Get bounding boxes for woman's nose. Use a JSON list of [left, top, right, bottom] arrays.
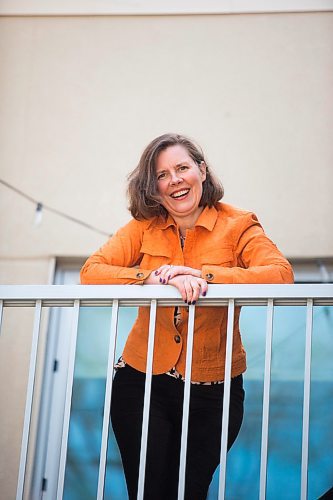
[[170, 172, 182, 185]]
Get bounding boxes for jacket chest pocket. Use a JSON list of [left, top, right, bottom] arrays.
[[139, 238, 173, 269], [199, 247, 234, 267]]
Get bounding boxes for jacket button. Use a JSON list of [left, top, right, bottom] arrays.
[[136, 272, 144, 278], [205, 273, 214, 281], [174, 334, 181, 344]]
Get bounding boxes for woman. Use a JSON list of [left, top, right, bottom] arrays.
[[80, 133, 294, 499]]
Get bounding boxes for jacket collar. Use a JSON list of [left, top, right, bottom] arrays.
[[150, 204, 218, 232]]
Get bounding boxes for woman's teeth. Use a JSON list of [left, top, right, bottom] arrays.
[[171, 189, 190, 199]]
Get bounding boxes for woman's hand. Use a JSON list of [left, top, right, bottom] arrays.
[[168, 274, 208, 304], [144, 267, 208, 303], [154, 265, 201, 284]]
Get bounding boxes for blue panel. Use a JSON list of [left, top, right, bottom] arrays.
[[63, 305, 333, 499]]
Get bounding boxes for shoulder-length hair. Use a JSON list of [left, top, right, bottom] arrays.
[[127, 133, 224, 220]]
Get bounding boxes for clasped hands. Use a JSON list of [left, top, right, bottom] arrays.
[[144, 265, 208, 305]]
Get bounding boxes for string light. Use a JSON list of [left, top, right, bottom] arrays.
[[0, 178, 111, 237], [34, 202, 43, 227]]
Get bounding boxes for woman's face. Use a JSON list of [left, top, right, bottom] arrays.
[[155, 144, 206, 223]]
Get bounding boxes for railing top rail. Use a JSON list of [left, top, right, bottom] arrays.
[[0, 284, 332, 307]]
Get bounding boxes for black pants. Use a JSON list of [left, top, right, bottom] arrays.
[[111, 365, 244, 500]]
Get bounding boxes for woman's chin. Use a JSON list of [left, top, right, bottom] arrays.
[[167, 203, 203, 221]]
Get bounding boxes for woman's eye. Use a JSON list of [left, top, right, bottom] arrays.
[[157, 173, 166, 180], [179, 165, 188, 171]]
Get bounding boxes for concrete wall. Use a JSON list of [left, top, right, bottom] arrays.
[[0, 12, 332, 499]]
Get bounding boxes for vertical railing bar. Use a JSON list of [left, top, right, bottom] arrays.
[[218, 298, 235, 500], [97, 300, 119, 500], [259, 298, 274, 500], [0, 299, 3, 334], [16, 300, 42, 500], [177, 304, 196, 500], [137, 299, 157, 500], [300, 299, 313, 500], [56, 299, 80, 500]]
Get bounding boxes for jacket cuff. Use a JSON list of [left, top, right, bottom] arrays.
[[201, 265, 233, 284], [117, 268, 153, 284]]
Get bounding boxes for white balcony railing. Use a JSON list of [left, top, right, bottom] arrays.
[[1, 284, 332, 500]]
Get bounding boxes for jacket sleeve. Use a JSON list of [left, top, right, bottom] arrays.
[[201, 212, 294, 284], [80, 219, 153, 284]]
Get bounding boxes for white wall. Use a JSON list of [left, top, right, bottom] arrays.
[[0, 13, 332, 279]]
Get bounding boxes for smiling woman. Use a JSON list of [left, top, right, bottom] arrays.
[[126, 134, 223, 224], [155, 145, 207, 228], [80, 133, 294, 499]]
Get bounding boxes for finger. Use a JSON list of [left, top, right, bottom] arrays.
[[190, 280, 201, 303], [196, 278, 208, 297], [154, 265, 165, 276], [162, 265, 179, 284], [156, 265, 171, 283], [161, 265, 173, 284], [167, 266, 194, 283], [199, 279, 208, 297], [184, 278, 193, 304], [174, 279, 187, 302], [159, 271, 167, 284]]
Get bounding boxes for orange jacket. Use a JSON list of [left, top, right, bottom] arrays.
[[80, 203, 294, 381]]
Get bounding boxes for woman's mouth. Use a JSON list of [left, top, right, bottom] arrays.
[[170, 189, 190, 200]]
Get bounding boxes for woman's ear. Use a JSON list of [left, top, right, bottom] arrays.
[[199, 161, 207, 181]]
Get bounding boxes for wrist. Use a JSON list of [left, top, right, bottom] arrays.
[[144, 271, 160, 285], [191, 268, 201, 278]]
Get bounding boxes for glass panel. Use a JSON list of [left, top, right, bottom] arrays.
[[209, 305, 310, 499], [207, 306, 267, 499], [265, 306, 306, 500], [63, 305, 138, 500], [290, 259, 333, 283], [60, 303, 333, 499], [226, 305, 267, 500], [308, 306, 333, 499]]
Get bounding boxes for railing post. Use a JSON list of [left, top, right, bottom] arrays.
[[56, 299, 80, 500], [0, 299, 3, 333], [137, 299, 157, 500], [259, 298, 274, 500], [300, 299, 313, 500], [97, 300, 119, 500], [16, 300, 42, 500], [177, 304, 196, 499], [218, 298, 235, 500]]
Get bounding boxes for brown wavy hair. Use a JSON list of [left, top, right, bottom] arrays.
[[127, 133, 224, 220]]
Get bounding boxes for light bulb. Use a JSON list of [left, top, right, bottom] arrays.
[[34, 202, 43, 226]]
